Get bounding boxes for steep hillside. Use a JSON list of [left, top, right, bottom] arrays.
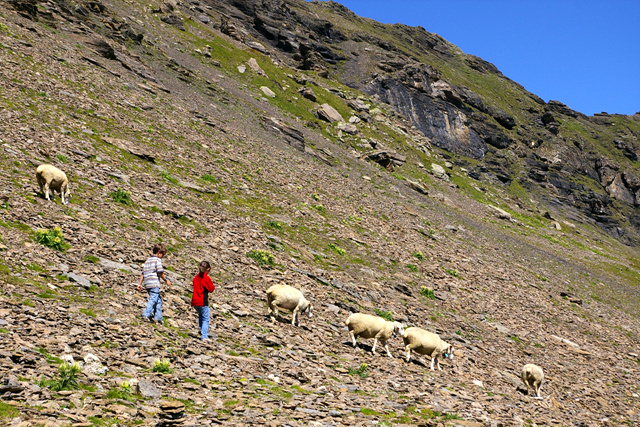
[[0, 0, 639, 426]]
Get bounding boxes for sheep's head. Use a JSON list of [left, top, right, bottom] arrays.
[[392, 322, 405, 337], [301, 300, 313, 318], [443, 344, 454, 360]]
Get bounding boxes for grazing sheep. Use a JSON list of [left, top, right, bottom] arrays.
[[402, 327, 454, 370], [36, 164, 71, 205], [266, 284, 313, 327], [345, 313, 405, 357], [521, 364, 544, 398]]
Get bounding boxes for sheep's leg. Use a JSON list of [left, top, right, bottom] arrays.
[[61, 184, 69, 205], [383, 341, 392, 357], [371, 337, 378, 355], [436, 355, 442, 370], [267, 298, 278, 322], [429, 357, 435, 370], [43, 182, 51, 201], [405, 345, 412, 363], [534, 381, 541, 398], [349, 331, 358, 348], [292, 306, 299, 326]]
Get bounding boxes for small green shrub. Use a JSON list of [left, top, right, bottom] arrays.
[[327, 243, 345, 256], [201, 174, 219, 183], [35, 227, 69, 251], [265, 221, 283, 230], [420, 286, 436, 299], [152, 358, 172, 373], [373, 308, 393, 321], [311, 204, 325, 213], [110, 189, 132, 205], [0, 401, 19, 419], [84, 255, 100, 264], [107, 381, 134, 401], [41, 362, 82, 391], [412, 251, 425, 260], [161, 171, 178, 185], [56, 154, 68, 163], [444, 268, 461, 279], [406, 264, 418, 272], [79, 308, 96, 318], [246, 249, 275, 267], [348, 363, 369, 378]]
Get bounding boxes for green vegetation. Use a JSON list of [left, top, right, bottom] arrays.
[[348, 363, 369, 378], [107, 381, 135, 401], [35, 226, 69, 251], [373, 308, 394, 321], [0, 401, 19, 419], [152, 358, 173, 373], [109, 188, 133, 205], [85, 255, 100, 264], [444, 268, 462, 279], [406, 263, 418, 272], [246, 249, 275, 267], [327, 243, 346, 256], [420, 286, 436, 300], [40, 362, 82, 391], [412, 251, 425, 260]]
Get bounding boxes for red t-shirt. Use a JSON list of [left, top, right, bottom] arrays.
[[192, 272, 215, 306]]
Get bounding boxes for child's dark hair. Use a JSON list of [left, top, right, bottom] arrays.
[[153, 243, 167, 255], [198, 261, 210, 276]]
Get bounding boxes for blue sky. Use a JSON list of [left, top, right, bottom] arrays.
[[314, 1, 639, 116]]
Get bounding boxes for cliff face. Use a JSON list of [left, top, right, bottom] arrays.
[[208, 0, 640, 244]]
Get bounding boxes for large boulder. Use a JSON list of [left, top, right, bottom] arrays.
[[316, 104, 344, 123]]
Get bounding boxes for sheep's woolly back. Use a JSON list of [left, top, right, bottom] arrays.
[[346, 313, 397, 339], [521, 364, 544, 384], [266, 284, 307, 310], [36, 164, 70, 203]]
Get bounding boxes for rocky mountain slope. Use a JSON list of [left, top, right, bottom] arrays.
[[0, 0, 639, 426]]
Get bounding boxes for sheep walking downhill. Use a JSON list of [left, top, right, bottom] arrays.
[[36, 164, 71, 205], [345, 313, 405, 357]]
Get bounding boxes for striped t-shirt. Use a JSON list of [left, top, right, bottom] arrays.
[[142, 256, 164, 289]]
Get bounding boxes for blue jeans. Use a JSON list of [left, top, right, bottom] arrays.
[[143, 287, 163, 322], [194, 305, 210, 339]]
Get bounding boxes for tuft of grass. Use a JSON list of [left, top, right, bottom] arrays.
[[412, 251, 425, 260], [373, 308, 394, 321], [246, 249, 275, 267], [327, 243, 345, 256], [109, 189, 132, 205], [152, 358, 172, 373], [84, 255, 100, 264], [107, 381, 135, 401], [79, 308, 97, 318], [406, 264, 418, 272], [265, 220, 284, 230], [348, 363, 369, 378], [35, 226, 69, 251], [40, 362, 82, 391], [0, 401, 19, 419], [444, 268, 462, 279], [201, 174, 219, 183], [420, 286, 436, 299], [161, 171, 179, 185]]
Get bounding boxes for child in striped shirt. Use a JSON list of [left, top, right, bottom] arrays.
[[137, 243, 171, 323]]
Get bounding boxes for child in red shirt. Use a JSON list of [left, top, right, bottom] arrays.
[[192, 261, 215, 340]]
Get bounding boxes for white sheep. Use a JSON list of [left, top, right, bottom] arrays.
[[345, 313, 405, 357], [36, 164, 71, 205], [521, 364, 544, 398], [402, 327, 454, 370], [266, 284, 313, 327]]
